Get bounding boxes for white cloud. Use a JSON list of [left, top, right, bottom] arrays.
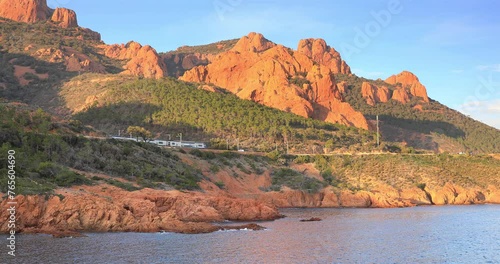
[[459, 99, 500, 129], [476, 64, 500, 72]]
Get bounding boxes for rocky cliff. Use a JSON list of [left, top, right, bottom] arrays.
[[361, 82, 391, 106], [181, 32, 368, 129], [359, 71, 430, 105], [297, 38, 351, 74], [255, 183, 500, 208], [50, 7, 77, 28], [0, 185, 280, 236], [102, 41, 167, 79], [0, 0, 79, 29], [385, 71, 430, 102], [0, 0, 51, 23]]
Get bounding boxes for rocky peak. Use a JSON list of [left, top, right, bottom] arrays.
[[0, 0, 51, 23], [385, 71, 429, 102], [51, 7, 78, 28], [231, 32, 276, 53], [181, 32, 369, 130], [297, 38, 351, 74], [391, 87, 411, 104], [361, 82, 390, 106], [102, 41, 167, 79]]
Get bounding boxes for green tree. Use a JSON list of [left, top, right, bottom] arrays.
[[126, 126, 152, 142]]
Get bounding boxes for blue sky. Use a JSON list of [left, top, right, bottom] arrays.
[[48, 0, 500, 129]]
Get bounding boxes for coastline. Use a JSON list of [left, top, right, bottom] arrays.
[[1, 183, 499, 237]]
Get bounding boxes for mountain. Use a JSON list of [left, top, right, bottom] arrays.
[[0, 0, 51, 23], [0, 0, 499, 237], [180, 32, 368, 129], [0, 0, 498, 154]]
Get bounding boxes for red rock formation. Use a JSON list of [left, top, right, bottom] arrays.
[[232, 32, 276, 53], [31, 46, 106, 73], [0, 0, 51, 23], [337, 81, 348, 94], [0, 186, 280, 235], [181, 32, 369, 129], [385, 71, 429, 102], [161, 52, 214, 77], [428, 183, 486, 205], [51, 7, 77, 28], [485, 186, 500, 204], [102, 41, 167, 79], [296, 38, 351, 74], [392, 87, 411, 104], [361, 82, 391, 106]]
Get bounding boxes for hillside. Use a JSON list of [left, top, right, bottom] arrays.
[[1, 5, 498, 154], [60, 74, 377, 153], [1, 102, 499, 203], [337, 74, 500, 153]]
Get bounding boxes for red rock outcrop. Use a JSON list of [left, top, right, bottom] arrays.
[[255, 185, 434, 208], [391, 87, 411, 104], [361, 82, 391, 106], [485, 186, 500, 204], [336, 81, 348, 94], [102, 41, 167, 79], [427, 183, 486, 205], [297, 38, 351, 74], [385, 71, 429, 102], [232, 32, 276, 53], [161, 52, 214, 77], [181, 32, 369, 129], [51, 7, 77, 28], [33, 46, 106, 73], [0, 186, 280, 235], [0, 0, 51, 23]]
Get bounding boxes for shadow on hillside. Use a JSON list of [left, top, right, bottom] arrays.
[[0, 52, 78, 115], [74, 101, 217, 141], [375, 115, 466, 139]]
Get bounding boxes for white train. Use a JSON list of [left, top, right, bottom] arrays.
[[111, 136, 206, 149]]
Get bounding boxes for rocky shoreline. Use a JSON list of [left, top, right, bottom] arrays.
[[1, 183, 499, 237]]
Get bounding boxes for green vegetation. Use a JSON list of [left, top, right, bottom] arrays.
[[214, 181, 225, 189], [268, 168, 325, 193], [0, 104, 203, 194], [292, 154, 500, 191], [103, 178, 141, 192], [0, 20, 121, 73], [126, 126, 152, 142], [337, 73, 500, 153], [162, 39, 239, 55], [288, 72, 311, 87], [73, 76, 376, 153]]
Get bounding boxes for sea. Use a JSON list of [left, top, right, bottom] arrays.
[[3, 205, 499, 264]]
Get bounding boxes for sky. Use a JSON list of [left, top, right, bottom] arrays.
[[47, 0, 500, 129]]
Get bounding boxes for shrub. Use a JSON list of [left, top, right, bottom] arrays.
[[209, 164, 220, 173], [214, 181, 225, 189], [416, 183, 426, 191]]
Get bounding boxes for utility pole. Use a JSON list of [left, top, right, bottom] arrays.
[[178, 133, 182, 147], [286, 140, 289, 154], [376, 115, 380, 148], [226, 138, 229, 150], [237, 138, 240, 150]]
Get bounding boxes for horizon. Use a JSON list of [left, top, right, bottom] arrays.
[[46, 0, 500, 129]]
